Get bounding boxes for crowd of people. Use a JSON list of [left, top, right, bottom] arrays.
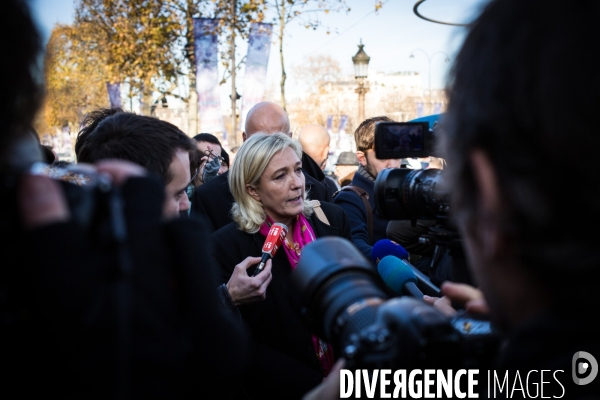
[[1, 0, 598, 399]]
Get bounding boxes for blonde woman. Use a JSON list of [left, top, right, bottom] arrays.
[[211, 132, 352, 400]]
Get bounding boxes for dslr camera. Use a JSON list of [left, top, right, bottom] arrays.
[[292, 237, 500, 373]]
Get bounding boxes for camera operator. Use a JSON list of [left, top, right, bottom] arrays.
[[304, 0, 600, 398], [1, 1, 248, 398]]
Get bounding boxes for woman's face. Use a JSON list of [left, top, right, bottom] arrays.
[[247, 146, 305, 226]]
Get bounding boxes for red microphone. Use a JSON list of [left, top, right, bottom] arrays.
[[252, 222, 288, 277]]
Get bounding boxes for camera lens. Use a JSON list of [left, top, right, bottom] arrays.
[[293, 237, 389, 354], [375, 168, 449, 221]]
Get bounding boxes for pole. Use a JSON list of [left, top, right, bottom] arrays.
[[230, 1, 237, 146], [355, 78, 369, 124]]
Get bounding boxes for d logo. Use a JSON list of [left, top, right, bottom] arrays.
[[572, 351, 598, 386]]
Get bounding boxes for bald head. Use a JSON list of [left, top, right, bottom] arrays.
[[297, 124, 331, 170], [243, 101, 290, 140]]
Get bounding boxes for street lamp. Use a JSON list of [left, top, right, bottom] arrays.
[[352, 39, 370, 124], [409, 48, 450, 101]]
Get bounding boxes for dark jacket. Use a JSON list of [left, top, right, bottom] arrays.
[[191, 155, 331, 234], [332, 171, 390, 261], [211, 202, 352, 400], [1, 175, 249, 399], [323, 175, 341, 198], [302, 152, 336, 201]]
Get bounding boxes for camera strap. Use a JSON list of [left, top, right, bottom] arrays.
[[334, 185, 373, 244]]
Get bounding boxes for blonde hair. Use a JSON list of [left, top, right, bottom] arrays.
[[229, 132, 313, 233]]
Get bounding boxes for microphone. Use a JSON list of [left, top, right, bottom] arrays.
[[377, 255, 425, 299], [372, 239, 441, 297], [371, 239, 409, 264], [252, 222, 288, 277]]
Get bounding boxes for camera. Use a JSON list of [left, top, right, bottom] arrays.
[[373, 121, 459, 249], [373, 121, 448, 222], [0, 161, 119, 241], [374, 121, 437, 160], [292, 236, 500, 372]]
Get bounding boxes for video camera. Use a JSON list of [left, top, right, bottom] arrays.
[[292, 237, 500, 373], [373, 119, 459, 250]]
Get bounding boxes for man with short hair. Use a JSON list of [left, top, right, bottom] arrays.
[[332, 116, 401, 260], [76, 109, 200, 219], [306, 0, 600, 398], [297, 123, 337, 200]]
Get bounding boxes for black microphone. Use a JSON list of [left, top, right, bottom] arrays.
[[252, 222, 288, 277], [377, 255, 425, 299], [372, 239, 441, 297]]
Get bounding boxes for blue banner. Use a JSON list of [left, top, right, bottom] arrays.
[[106, 82, 122, 108], [239, 23, 273, 131], [433, 102, 442, 114], [194, 18, 224, 134], [326, 115, 333, 132], [416, 102, 424, 117], [338, 115, 348, 133]]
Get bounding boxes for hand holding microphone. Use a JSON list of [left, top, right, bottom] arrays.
[[252, 222, 288, 277]]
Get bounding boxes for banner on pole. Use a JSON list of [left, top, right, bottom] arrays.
[[326, 115, 333, 133], [194, 18, 224, 134], [338, 115, 348, 133], [416, 102, 424, 117], [239, 23, 273, 131], [106, 82, 122, 108]]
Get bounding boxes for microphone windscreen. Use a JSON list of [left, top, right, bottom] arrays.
[[372, 239, 409, 264], [377, 255, 417, 294], [262, 223, 288, 256]]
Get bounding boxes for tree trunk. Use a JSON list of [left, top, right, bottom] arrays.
[[140, 82, 152, 116], [186, 0, 198, 136]]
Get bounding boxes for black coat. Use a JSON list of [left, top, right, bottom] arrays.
[[302, 152, 337, 201], [191, 155, 331, 234], [211, 202, 352, 400]]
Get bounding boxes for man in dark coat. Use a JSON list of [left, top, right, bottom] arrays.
[[297, 123, 338, 201]]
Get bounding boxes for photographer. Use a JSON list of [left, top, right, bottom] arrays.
[[304, 0, 600, 398], [1, 1, 248, 398]]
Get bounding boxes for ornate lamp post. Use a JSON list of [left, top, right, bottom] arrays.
[[352, 39, 370, 124]]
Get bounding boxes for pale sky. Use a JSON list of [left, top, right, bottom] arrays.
[[30, 0, 489, 100]]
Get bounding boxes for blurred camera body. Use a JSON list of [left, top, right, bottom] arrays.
[[0, 162, 115, 239]]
